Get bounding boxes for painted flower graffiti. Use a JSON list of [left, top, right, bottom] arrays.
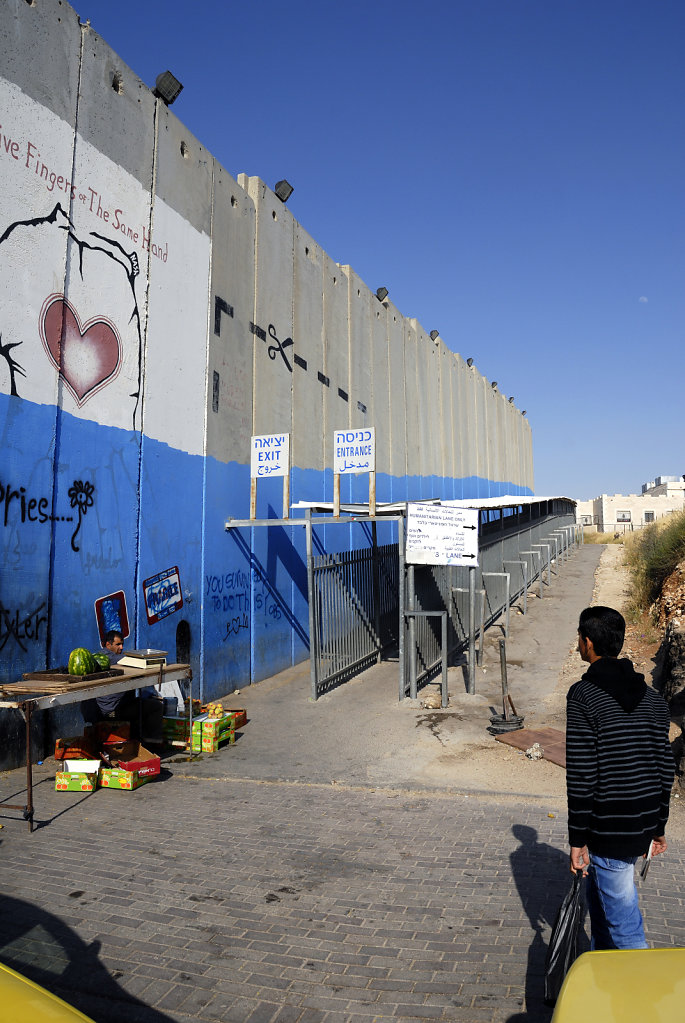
[[68, 479, 95, 552]]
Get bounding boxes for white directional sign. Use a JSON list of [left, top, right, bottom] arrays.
[[334, 428, 375, 475], [405, 503, 479, 566], [251, 433, 290, 478]]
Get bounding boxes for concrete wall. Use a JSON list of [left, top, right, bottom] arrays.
[[0, 0, 533, 756]]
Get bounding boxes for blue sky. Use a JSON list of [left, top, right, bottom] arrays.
[[74, 0, 684, 500]]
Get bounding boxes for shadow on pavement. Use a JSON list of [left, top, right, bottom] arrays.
[[506, 824, 590, 1022], [0, 894, 176, 1023]]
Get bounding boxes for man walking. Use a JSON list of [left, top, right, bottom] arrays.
[[566, 605, 675, 949]]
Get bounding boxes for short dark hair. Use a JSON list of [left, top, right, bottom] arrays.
[[578, 606, 625, 657], [104, 630, 123, 644]]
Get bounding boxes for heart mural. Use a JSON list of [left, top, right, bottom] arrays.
[[40, 295, 122, 405]]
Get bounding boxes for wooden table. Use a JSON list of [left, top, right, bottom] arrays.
[[0, 663, 192, 832]]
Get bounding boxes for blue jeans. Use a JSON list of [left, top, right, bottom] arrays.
[[586, 854, 648, 950]]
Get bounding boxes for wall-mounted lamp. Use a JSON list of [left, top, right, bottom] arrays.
[[466, 357, 474, 367], [376, 287, 389, 302], [153, 70, 183, 105], [522, 411, 527, 416], [429, 330, 440, 341], [508, 396, 515, 403], [274, 180, 294, 203], [491, 381, 498, 389]]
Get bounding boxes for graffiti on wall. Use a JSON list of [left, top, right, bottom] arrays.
[[0, 476, 94, 552], [0, 203, 144, 427], [214, 292, 369, 414], [205, 569, 283, 642], [0, 600, 47, 653]]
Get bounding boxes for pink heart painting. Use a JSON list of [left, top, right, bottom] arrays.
[[40, 295, 122, 405]]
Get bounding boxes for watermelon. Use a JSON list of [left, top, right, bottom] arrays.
[[68, 648, 97, 676], [92, 652, 111, 670]]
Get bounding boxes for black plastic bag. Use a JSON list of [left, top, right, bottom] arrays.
[[543, 869, 583, 1006]]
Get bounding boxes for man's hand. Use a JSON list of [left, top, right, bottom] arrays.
[[570, 846, 589, 875], [649, 836, 667, 857]]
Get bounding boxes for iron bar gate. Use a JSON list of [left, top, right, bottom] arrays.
[[307, 520, 403, 697]]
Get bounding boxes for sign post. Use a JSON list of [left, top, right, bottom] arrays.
[[405, 502, 480, 696], [405, 503, 479, 566], [250, 433, 290, 519], [332, 428, 376, 517]]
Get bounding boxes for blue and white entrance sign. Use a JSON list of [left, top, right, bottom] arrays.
[[251, 433, 290, 478], [334, 428, 375, 475], [406, 504, 479, 566], [143, 566, 184, 625]]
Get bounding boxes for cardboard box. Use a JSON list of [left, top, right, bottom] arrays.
[[162, 716, 191, 743], [55, 759, 101, 792], [54, 735, 96, 762], [90, 720, 131, 744], [117, 744, 161, 778], [191, 714, 208, 752], [201, 715, 235, 752], [98, 744, 160, 790], [227, 708, 247, 730]]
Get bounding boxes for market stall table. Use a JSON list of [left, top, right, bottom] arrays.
[[0, 663, 192, 832]]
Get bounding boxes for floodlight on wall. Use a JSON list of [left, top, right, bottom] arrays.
[[376, 287, 389, 302], [522, 411, 527, 416], [153, 70, 183, 105], [430, 330, 440, 341], [491, 381, 498, 389], [466, 357, 474, 367], [508, 396, 515, 403], [274, 179, 294, 203]]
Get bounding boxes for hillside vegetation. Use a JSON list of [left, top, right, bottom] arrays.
[[624, 511, 685, 615]]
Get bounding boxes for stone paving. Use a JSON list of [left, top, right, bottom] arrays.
[[2, 542, 684, 1022], [1, 765, 684, 1023]]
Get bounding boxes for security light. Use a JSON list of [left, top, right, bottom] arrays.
[[430, 330, 439, 341], [153, 71, 183, 105], [274, 180, 294, 203], [491, 381, 498, 389], [376, 287, 389, 302], [508, 396, 515, 403], [466, 357, 474, 367]]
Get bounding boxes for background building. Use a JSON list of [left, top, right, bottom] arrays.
[[576, 476, 685, 533]]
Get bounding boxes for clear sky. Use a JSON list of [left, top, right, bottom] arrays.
[[73, 0, 684, 500]]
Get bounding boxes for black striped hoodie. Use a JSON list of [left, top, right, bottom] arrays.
[[566, 657, 674, 857]]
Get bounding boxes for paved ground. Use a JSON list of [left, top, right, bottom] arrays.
[[1, 541, 684, 1023]]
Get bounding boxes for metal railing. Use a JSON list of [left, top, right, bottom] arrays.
[[305, 500, 578, 701], [401, 504, 578, 698]]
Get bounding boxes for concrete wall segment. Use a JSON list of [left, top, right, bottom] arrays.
[[206, 163, 256, 465], [154, 106, 213, 236], [0, 0, 534, 741], [77, 25, 157, 190], [244, 175, 294, 441], [2, 0, 81, 124], [293, 223, 325, 474], [385, 299, 407, 500]]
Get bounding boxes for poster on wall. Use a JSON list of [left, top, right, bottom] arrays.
[[143, 566, 183, 625], [405, 503, 479, 566], [94, 591, 130, 646]]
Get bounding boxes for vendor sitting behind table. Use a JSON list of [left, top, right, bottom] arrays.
[[95, 631, 163, 742]]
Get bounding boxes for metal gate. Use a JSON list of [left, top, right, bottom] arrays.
[[309, 535, 399, 696]]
